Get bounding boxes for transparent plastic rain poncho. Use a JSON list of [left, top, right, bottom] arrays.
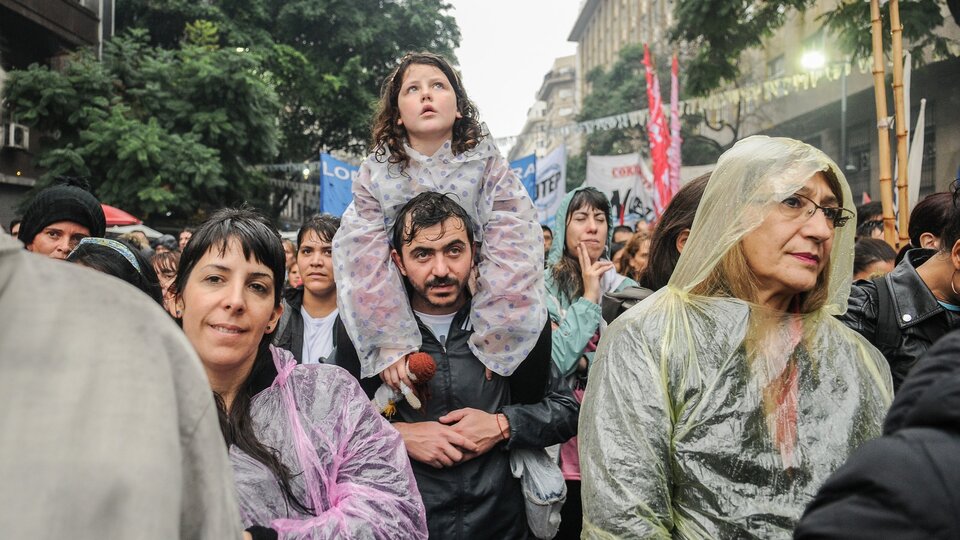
[[333, 139, 547, 378], [230, 346, 427, 539], [579, 136, 894, 539]]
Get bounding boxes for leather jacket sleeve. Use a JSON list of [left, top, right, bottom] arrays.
[[500, 363, 579, 450], [837, 279, 880, 343]]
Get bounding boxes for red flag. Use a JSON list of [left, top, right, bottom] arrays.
[[668, 54, 683, 198], [643, 44, 671, 215]]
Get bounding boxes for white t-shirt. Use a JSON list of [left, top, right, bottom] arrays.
[[300, 306, 339, 364], [414, 310, 456, 347]]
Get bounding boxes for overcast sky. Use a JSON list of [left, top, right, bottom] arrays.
[[447, 0, 582, 140]]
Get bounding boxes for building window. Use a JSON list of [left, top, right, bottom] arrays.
[[845, 123, 871, 199], [78, 0, 100, 12], [918, 128, 936, 198], [558, 88, 573, 99], [558, 107, 574, 117], [767, 55, 785, 78]]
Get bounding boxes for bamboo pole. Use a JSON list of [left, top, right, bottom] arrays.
[[870, 0, 897, 247], [890, 0, 910, 246]]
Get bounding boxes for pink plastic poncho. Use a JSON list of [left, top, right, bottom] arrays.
[[333, 139, 547, 378], [230, 346, 428, 539]]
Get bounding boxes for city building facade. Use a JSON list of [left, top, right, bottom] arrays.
[[565, 0, 960, 201], [509, 55, 581, 161], [567, 0, 673, 109], [0, 0, 115, 229]]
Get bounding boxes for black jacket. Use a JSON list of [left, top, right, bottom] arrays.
[[794, 328, 960, 539], [838, 249, 960, 390], [272, 287, 338, 364], [332, 303, 579, 539]]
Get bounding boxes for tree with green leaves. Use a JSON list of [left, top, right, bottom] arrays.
[[117, 0, 461, 161], [2, 27, 280, 220], [670, 0, 956, 96]]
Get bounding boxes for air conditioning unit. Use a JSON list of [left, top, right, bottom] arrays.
[[3, 123, 29, 150]]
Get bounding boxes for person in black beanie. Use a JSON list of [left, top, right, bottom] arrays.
[[18, 179, 106, 260]]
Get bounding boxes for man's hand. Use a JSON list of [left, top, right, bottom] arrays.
[[394, 422, 480, 469], [380, 355, 414, 392], [439, 408, 509, 461]]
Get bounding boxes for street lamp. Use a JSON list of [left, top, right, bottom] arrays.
[[801, 51, 854, 172]]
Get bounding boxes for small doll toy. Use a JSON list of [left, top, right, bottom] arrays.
[[372, 352, 436, 417]]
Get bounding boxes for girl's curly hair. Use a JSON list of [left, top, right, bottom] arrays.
[[371, 52, 483, 170]]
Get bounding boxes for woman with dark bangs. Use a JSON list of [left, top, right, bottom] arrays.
[[544, 186, 638, 538], [171, 207, 426, 540]]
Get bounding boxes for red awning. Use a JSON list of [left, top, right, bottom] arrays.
[[101, 203, 142, 226]]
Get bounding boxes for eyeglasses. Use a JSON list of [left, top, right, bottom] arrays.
[[778, 193, 854, 228]]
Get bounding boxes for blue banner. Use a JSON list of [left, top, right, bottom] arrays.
[[320, 153, 359, 216], [535, 145, 566, 228], [510, 153, 537, 202]]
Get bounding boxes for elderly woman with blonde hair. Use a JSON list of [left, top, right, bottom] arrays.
[[579, 136, 893, 538]]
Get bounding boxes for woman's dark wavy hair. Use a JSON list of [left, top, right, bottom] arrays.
[[171, 207, 312, 515], [638, 173, 710, 290], [550, 188, 611, 303], [371, 51, 483, 171], [68, 238, 163, 304]]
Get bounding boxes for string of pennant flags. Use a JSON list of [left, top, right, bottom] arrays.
[[492, 59, 866, 149], [256, 59, 868, 172]]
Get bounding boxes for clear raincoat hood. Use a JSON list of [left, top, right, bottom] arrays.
[[579, 136, 893, 538]]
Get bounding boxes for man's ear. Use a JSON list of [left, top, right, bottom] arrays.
[[391, 249, 407, 277]]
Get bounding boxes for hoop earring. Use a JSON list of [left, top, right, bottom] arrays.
[[951, 270, 960, 297]]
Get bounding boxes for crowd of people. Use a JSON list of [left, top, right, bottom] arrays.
[[4, 50, 960, 540]]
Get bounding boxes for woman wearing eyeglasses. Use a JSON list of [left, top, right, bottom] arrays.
[[578, 136, 893, 538]]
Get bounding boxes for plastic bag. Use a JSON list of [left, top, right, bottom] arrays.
[[510, 448, 567, 539]]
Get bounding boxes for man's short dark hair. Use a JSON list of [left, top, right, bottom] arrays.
[[613, 224, 634, 236], [541, 224, 552, 236], [392, 192, 475, 252], [297, 214, 341, 246]]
